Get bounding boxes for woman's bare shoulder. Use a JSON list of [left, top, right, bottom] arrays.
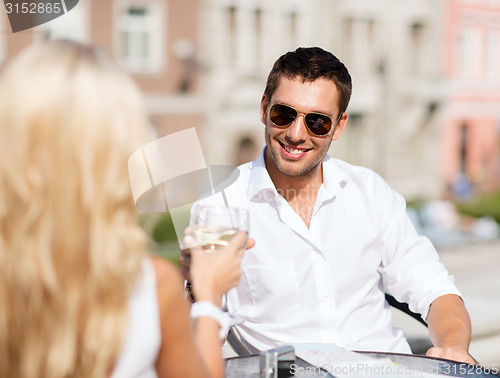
[[150, 256, 185, 303], [150, 256, 181, 278]]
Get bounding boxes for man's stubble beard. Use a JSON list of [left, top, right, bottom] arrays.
[[264, 126, 332, 180]]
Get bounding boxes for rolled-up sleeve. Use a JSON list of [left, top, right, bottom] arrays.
[[376, 178, 462, 321]]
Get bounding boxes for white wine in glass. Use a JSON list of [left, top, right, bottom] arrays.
[[191, 205, 249, 252], [191, 227, 239, 252]]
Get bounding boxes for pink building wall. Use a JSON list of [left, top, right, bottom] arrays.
[[442, 0, 500, 196]]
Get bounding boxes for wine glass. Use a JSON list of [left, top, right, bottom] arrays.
[[190, 205, 249, 252], [190, 205, 249, 317]]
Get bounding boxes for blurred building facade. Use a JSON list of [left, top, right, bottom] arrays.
[[199, 0, 447, 199], [1, 0, 500, 200], [0, 0, 203, 140], [198, 0, 319, 168], [441, 0, 500, 197]]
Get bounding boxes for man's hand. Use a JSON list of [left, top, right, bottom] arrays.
[[426, 294, 475, 364], [426, 346, 475, 364]]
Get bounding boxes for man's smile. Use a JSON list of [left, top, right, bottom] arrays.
[[278, 140, 311, 160]]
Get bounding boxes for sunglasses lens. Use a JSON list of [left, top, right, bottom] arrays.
[[305, 114, 332, 136], [269, 104, 297, 126], [269, 104, 334, 136]]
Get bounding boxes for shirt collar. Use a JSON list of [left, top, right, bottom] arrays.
[[248, 148, 349, 202], [321, 154, 349, 199]]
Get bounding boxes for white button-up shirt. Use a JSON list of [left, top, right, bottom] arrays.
[[192, 150, 461, 353]]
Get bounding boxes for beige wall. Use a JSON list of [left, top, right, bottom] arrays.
[[151, 113, 203, 138], [90, 0, 113, 50]]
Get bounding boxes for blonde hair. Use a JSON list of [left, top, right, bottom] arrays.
[[0, 40, 148, 377]]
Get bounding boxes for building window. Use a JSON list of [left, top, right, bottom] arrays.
[[289, 12, 297, 50], [234, 136, 257, 166], [486, 31, 500, 80], [341, 18, 376, 76], [344, 113, 366, 165], [341, 18, 354, 67], [227, 6, 237, 61], [254, 8, 262, 61], [457, 28, 482, 80], [117, 1, 165, 74], [410, 22, 425, 75]]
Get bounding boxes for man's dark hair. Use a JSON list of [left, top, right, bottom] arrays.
[[263, 47, 352, 114]]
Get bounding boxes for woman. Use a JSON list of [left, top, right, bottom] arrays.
[[0, 40, 248, 378]]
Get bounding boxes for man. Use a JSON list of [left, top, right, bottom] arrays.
[[181, 47, 474, 364]]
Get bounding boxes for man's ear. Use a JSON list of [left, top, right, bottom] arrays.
[[260, 95, 269, 125], [331, 112, 348, 141]]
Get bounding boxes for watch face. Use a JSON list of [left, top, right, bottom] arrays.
[[4, 0, 80, 33]]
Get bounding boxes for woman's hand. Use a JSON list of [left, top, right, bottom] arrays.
[[182, 230, 254, 306]]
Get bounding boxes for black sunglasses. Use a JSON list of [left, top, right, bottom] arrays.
[[269, 103, 343, 136]]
